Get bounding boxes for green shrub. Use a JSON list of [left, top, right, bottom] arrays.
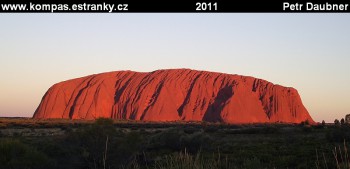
[[180, 133, 212, 154], [154, 150, 227, 169], [302, 126, 313, 132], [326, 128, 350, 142], [183, 126, 199, 134], [0, 139, 51, 169], [203, 126, 219, 133], [148, 129, 183, 151], [68, 118, 117, 169]]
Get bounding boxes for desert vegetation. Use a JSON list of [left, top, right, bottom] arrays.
[[1, 118, 350, 169]]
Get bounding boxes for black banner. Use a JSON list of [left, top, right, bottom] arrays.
[[1, 0, 350, 12]]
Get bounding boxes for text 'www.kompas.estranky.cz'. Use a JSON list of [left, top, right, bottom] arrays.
[[1, 2, 128, 12]]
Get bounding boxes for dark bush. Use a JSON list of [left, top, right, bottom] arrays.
[[0, 139, 52, 169], [204, 126, 219, 133], [183, 126, 199, 134], [261, 126, 280, 134], [326, 128, 350, 142], [148, 129, 183, 151], [67, 118, 117, 169], [341, 118, 345, 125], [302, 126, 312, 132], [334, 119, 340, 126], [180, 132, 212, 154]]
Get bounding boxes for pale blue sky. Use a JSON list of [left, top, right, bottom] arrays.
[[0, 14, 349, 122]]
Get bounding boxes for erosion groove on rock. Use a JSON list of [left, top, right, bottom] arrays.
[[33, 69, 314, 124]]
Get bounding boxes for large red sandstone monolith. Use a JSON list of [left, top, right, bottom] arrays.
[[33, 69, 314, 124]]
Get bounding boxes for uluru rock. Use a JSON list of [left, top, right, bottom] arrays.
[[33, 69, 314, 124]]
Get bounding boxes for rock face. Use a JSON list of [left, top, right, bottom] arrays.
[[33, 69, 314, 124]]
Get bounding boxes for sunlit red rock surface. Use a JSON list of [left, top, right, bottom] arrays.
[[33, 69, 314, 124]]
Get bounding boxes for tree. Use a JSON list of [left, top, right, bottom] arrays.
[[321, 120, 326, 126], [345, 114, 350, 124], [334, 119, 340, 126], [300, 119, 310, 126], [72, 118, 116, 169], [341, 118, 345, 125]]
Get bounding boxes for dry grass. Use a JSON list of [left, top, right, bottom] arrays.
[[316, 140, 350, 169]]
